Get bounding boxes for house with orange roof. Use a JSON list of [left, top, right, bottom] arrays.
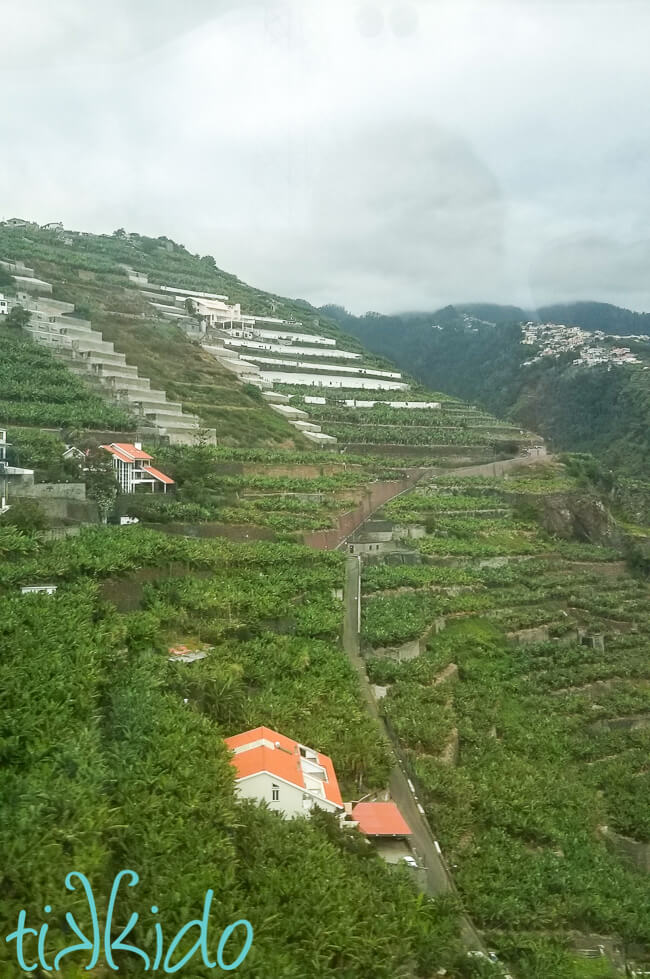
[[224, 726, 344, 817], [101, 442, 174, 494]]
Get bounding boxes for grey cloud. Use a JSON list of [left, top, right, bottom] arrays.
[[1, 0, 649, 314]]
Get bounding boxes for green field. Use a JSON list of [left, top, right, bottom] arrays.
[[361, 462, 650, 978]]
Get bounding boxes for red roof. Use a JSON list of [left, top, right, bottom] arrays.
[[143, 464, 174, 485], [101, 442, 153, 462], [351, 802, 412, 837], [225, 726, 343, 808]]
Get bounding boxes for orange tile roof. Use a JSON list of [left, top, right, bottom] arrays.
[[143, 464, 174, 485], [102, 442, 153, 462], [224, 726, 343, 807], [101, 444, 133, 464], [351, 802, 412, 837]]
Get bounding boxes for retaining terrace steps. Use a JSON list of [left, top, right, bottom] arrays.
[[13, 294, 216, 444]]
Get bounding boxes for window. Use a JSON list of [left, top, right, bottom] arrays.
[[271, 784, 279, 802]]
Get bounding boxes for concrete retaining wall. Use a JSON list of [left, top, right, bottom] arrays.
[[304, 474, 421, 550], [18, 482, 87, 500]]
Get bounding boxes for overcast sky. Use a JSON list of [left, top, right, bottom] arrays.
[[2, 0, 650, 314]]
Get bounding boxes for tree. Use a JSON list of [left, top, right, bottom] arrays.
[[0, 267, 15, 289], [84, 450, 120, 523], [4, 305, 31, 329], [112, 227, 127, 238]]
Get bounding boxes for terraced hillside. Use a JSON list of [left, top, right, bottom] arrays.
[[0, 526, 466, 978], [0, 225, 395, 447], [0, 323, 135, 432], [358, 459, 650, 977], [114, 443, 417, 538], [279, 386, 538, 464], [0, 225, 537, 463]]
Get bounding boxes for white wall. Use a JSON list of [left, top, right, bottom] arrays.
[[224, 338, 361, 360], [235, 773, 338, 817], [261, 371, 408, 390]]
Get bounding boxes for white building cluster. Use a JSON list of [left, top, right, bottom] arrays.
[[521, 322, 644, 368]]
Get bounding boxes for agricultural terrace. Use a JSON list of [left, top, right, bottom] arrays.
[[0, 525, 469, 976], [360, 461, 650, 978], [281, 387, 537, 457], [112, 443, 413, 535], [0, 323, 135, 431]]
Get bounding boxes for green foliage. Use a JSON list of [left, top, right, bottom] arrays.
[[4, 304, 31, 329], [337, 306, 650, 475], [363, 466, 650, 976], [0, 325, 135, 430], [0, 532, 464, 976], [0, 266, 15, 289], [0, 499, 49, 531]]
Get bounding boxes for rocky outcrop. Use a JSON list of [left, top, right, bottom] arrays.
[[516, 491, 621, 546]]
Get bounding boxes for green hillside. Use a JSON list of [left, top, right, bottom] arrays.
[[0, 529, 466, 977], [362, 457, 650, 977], [326, 305, 650, 474], [3, 221, 648, 979], [0, 323, 135, 431]]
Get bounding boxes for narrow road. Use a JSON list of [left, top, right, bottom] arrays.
[[343, 555, 485, 952]]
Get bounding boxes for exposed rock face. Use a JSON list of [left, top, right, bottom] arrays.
[[517, 492, 620, 545]]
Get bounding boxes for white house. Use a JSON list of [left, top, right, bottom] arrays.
[[3, 218, 32, 229], [0, 294, 8, 316], [225, 726, 344, 817], [101, 442, 174, 494]]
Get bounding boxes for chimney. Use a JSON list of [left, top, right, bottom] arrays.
[[134, 441, 142, 451]]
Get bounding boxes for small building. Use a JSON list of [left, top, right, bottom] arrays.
[[21, 584, 58, 595], [168, 644, 208, 663], [225, 726, 344, 817], [3, 218, 32, 229], [62, 445, 86, 462], [100, 442, 174, 494], [348, 801, 414, 864], [0, 294, 8, 316]]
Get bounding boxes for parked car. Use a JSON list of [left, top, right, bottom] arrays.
[[399, 855, 418, 869]]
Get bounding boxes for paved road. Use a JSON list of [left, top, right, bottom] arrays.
[[343, 555, 485, 952]]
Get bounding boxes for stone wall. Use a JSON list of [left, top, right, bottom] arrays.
[[18, 482, 87, 501], [304, 474, 421, 550]]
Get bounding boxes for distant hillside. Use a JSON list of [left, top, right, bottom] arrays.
[[536, 301, 650, 336], [364, 300, 650, 336], [324, 304, 650, 474]]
